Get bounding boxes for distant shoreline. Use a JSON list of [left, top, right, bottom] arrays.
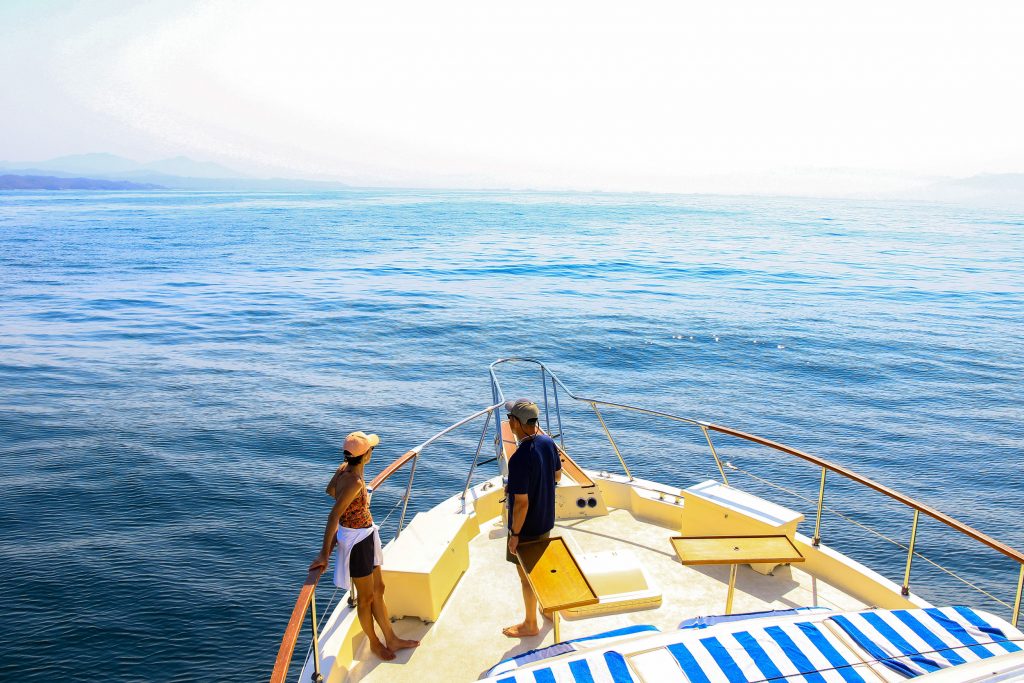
[[0, 174, 164, 190]]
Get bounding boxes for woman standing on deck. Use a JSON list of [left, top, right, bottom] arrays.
[[309, 431, 419, 661]]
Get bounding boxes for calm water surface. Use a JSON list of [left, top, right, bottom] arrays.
[[1, 190, 1022, 681]]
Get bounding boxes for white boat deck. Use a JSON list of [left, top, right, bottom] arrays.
[[280, 367, 1024, 683], [341, 508, 867, 682]]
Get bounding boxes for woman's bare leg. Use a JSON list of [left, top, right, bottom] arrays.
[[353, 574, 395, 660], [369, 567, 419, 651]]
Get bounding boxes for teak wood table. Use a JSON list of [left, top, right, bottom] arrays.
[[670, 535, 805, 615], [516, 536, 599, 643]]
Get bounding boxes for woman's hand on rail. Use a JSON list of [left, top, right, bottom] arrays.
[[308, 553, 328, 572]]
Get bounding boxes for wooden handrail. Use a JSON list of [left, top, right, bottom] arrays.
[[704, 422, 1024, 566], [269, 567, 323, 683], [368, 449, 417, 491]]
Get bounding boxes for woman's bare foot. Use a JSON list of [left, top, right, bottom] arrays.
[[386, 636, 420, 652], [369, 641, 396, 661], [502, 622, 540, 637]]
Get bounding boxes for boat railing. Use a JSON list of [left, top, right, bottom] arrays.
[[485, 357, 1024, 628], [270, 565, 326, 683], [271, 360, 1023, 682]]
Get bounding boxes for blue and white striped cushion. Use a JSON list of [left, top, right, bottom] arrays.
[[679, 606, 832, 631], [485, 607, 1024, 683], [642, 619, 871, 682], [829, 606, 1024, 677], [485, 625, 657, 677], [492, 650, 635, 683]]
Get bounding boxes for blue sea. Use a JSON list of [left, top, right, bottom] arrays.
[[1, 189, 1022, 682]]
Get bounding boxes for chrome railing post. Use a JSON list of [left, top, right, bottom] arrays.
[[462, 410, 493, 502], [396, 454, 419, 537], [592, 402, 632, 480], [700, 425, 730, 486], [492, 384, 507, 477], [551, 374, 565, 450], [901, 509, 920, 596], [1013, 564, 1023, 627], [542, 367, 552, 433], [309, 588, 324, 683], [813, 467, 827, 547]]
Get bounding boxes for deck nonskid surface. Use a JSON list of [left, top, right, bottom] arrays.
[[347, 508, 867, 682]]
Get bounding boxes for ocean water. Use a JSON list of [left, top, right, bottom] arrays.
[[1, 189, 1021, 681]]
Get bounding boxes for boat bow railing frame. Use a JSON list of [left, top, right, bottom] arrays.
[[270, 360, 1024, 682], [485, 358, 1024, 626]]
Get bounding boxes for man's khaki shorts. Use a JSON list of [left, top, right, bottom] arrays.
[[506, 531, 550, 564]]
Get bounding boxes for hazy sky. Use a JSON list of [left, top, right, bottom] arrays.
[[2, 0, 1023, 193]]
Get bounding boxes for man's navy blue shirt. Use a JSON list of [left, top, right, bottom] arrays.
[[507, 433, 561, 538]]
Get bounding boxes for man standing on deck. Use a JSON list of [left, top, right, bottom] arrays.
[[502, 398, 562, 637]]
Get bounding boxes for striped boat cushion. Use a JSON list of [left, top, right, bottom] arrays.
[[829, 606, 1024, 677], [485, 625, 657, 677], [630, 619, 874, 683], [492, 650, 635, 683], [483, 607, 1024, 682], [678, 606, 832, 631]]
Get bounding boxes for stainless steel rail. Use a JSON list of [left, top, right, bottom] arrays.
[[271, 360, 1024, 682], [370, 402, 503, 536], [486, 357, 1024, 626]]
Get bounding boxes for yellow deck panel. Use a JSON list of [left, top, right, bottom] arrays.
[[517, 537, 598, 612], [671, 534, 805, 566]]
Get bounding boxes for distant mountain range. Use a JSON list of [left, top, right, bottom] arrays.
[[1, 153, 1021, 203], [900, 173, 1024, 206], [0, 174, 163, 190], [0, 153, 351, 191]]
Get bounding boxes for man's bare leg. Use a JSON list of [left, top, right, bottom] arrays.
[[369, 567, 419, 652], [503, 562, 540, 637], [353, 574, 395, 660]]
